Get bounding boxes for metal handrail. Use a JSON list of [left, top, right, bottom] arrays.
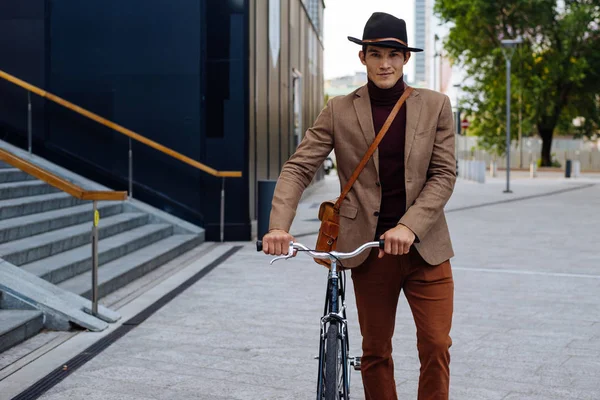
[[0, 148, 127, 201], [0, 69, 241, 241], [0, 147, 127, 317]]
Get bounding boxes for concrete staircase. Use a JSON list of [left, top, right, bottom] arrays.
[[0, 159, 204, 353]]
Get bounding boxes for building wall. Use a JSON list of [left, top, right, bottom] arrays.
[[248, 0, 325, 220], [0, 0, 250, 241], [45, 0, 206, 227], [0, 1, 48, 145]]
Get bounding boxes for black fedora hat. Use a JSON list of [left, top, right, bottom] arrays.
[[348, 12, 423, 52]]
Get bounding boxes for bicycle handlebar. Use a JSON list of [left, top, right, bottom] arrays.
[[256, 239, 385, 264], [256, 240, 384, 253]]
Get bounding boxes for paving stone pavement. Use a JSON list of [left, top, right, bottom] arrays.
[[27, 172, 600, 399]]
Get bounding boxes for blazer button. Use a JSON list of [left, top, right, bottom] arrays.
[[374, 211, 380, 217]]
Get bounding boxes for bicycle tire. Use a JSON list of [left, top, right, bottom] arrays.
[[325, 322, 342, 399]]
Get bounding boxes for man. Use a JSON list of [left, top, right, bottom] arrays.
[[262, 12, 456, 400]]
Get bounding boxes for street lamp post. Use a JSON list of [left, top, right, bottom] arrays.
[[500, 36, 523, 194], [434, 34, 439, 91], [453, 83, 462, 161], [518, 45, 523, 169]]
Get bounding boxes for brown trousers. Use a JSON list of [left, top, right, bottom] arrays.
[[351, 249, 454, 400]]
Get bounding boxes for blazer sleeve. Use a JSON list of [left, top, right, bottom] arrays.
[[268, 99, 335, 232], [399, 95, 456, 241]]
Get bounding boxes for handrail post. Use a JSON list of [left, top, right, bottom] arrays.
[[91, 200, 99, 316], [27, 91, 32, 154], [128, 138, 133, 199], [220, 177, 225, 242]]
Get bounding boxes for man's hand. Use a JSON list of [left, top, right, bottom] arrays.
[[379, 224, 416, 258], [262, 229, 295, 256]]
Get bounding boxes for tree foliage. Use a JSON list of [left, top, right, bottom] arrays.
[[435, 0, 600, 165]]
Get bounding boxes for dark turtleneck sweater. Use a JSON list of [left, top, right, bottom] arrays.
[[367, 78, 407, 237]]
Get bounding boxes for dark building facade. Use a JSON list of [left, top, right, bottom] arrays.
[[0, 0, 325, 241]]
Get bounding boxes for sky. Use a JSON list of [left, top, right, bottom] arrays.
[[323, 0, 415, 80]]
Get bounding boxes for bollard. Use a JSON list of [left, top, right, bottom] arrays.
[[479, 161, 486, 183], [490, 161, 497, 178], [468, 160, 473, 181], [573, 160, 581, 178], [565, 160, 572, 178], [467, 160, 471, 180], [530, 161, 537, 178], [257, 180, 277, 239]]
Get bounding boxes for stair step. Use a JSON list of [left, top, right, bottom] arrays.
[[23, 223, 174, 284], [0, 212, 149, 266], [0, 161, 13, 169], [0, 201, 123, 245], [0, 180, 61, 200], [59, 234, 203, 299], [0, 192, 84, 220], [0, 168, 37, 184], [0, 309, 44, 353]]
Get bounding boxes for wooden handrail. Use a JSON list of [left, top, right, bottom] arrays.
[[0, 69, 242, 179], [0, 148, 127, 201]]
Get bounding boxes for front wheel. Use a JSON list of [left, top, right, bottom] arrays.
[[324, 322, 347, 399]]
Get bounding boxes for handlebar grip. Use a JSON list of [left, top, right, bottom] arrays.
[[379, 239, 385, 249], [256, 240, 263, 252]]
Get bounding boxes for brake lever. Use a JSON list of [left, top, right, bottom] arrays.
[[270, 254, 294, 265], [269, 242, 297, 265]]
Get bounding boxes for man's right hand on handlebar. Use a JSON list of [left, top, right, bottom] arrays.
[[262, 229, 295, 256]]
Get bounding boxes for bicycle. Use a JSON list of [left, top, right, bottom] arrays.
[[256, 239, 385, 400]]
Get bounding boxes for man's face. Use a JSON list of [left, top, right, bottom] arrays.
[[359, 46, 410, 89]]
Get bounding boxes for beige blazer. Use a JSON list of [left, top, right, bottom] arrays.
[[269, 85, 456, 268]]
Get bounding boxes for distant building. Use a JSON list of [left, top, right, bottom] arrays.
[[413, 0, 457, 93], [325, 72, 414, 98], [413, 0, 432, 88], [325, 72, 367, 97]]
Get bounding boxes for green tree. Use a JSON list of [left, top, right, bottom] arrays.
[[435, 0, 600, 166]]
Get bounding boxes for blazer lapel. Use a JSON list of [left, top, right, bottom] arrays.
[[405, 89, 423, 165], [353, 86, 379, 174]]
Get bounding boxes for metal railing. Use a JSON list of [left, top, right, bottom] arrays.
[[0, 148, 127, 316], [0, 69, 242, 242]]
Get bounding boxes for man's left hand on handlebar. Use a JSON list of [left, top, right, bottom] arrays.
[[379, 224, 416, 258]]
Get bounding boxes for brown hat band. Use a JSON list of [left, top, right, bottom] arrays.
[[362, 37, 408, 47]]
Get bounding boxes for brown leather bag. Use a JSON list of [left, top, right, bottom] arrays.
[[315, 87, 413, 267]]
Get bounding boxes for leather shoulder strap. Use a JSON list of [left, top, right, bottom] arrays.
[[334, 86, 413, 211]]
